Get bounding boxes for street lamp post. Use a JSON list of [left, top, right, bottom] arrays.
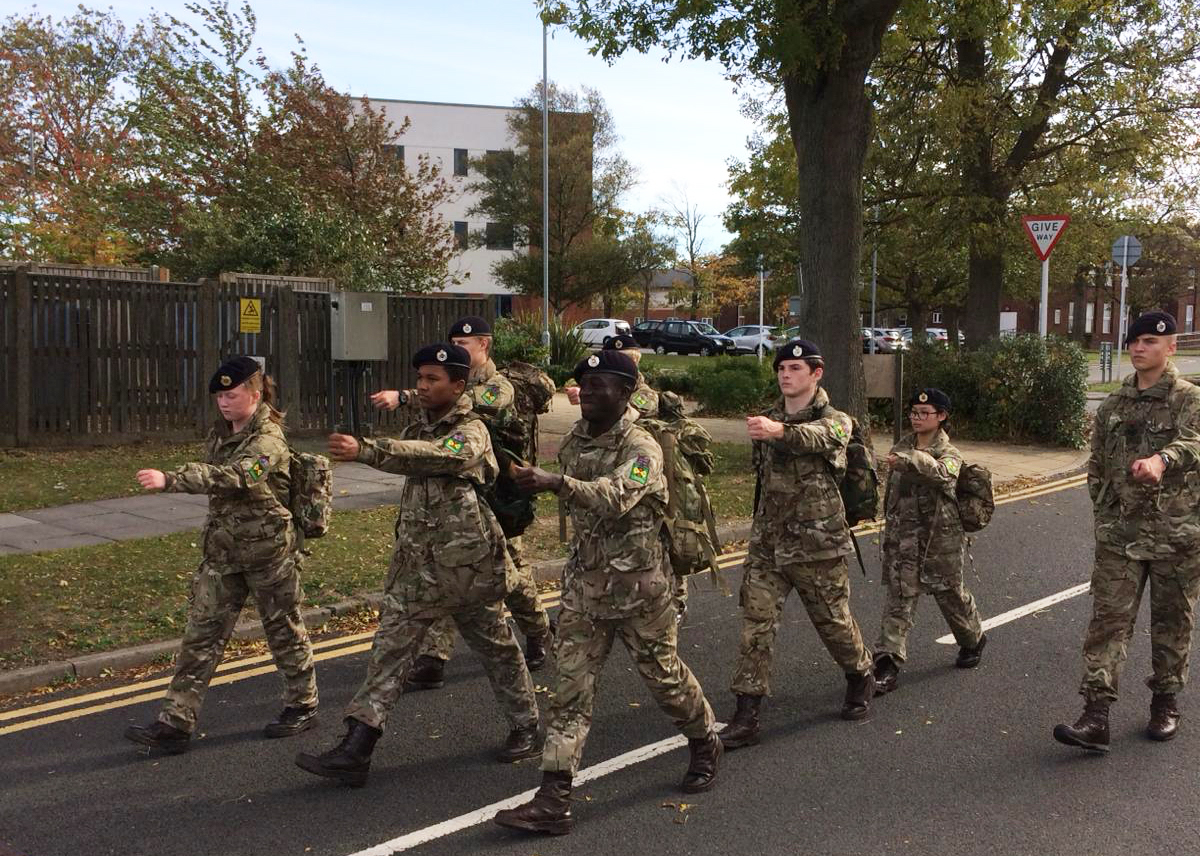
[[757, 255, 765, 364], [541, 21, 551, 357]]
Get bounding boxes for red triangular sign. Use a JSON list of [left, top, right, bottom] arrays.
[[1021, 215, 1070, 261]]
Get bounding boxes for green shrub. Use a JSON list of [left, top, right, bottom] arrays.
[[686, 356, 777, 415], [547, 363, 575, 388], [493, 314, 548, 365], [548, 318, 588, 367], [643, 367, 696, 396]]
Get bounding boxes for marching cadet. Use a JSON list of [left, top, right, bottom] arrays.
[[295, 343, 540, 787], [873, 388, 986, 695], [565, 333, 658, 419], [125, 357, 318, 754], [370, 316, 552, 691], [720, 339, 875, 750], [1055, 311, 1200, 751], [494, 349, 721, 836]]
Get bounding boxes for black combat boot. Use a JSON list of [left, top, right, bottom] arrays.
[[680, 730, 722, 793], [124, 720, 190, 755], [294, 717, 382, 787], [494, 771, 575, 835], [718, 694, 762, 749], [524, 633, 551, 672], [874, 655, 900, 696], [841, 671, 875, 721], [956, 633, 988, 668], [403, 655, 446, 691], [1052, 700, 1110, 752], [263, 705, 318, 738], [1147, 693, 1181, 742], [496, 723, 541, 763]]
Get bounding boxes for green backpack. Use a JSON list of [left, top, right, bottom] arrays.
[[640, 392, 723, 580], [288, 449, 333, 538], [823, 405, 879, 527], [477, 410, 536, 538], [956, 461, 995, 532]]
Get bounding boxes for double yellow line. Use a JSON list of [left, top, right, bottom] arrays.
[[0, 472, 1086, 737]]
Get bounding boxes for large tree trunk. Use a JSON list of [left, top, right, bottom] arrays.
[[783, 1, 900, 423]]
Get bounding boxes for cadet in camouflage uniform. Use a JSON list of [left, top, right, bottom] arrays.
[[566, 333, 659, 420], [400, 316, 552, 690], [1055, 312, 1200, 752], [720, 339, 875, 751], [124, 357, 318, 755], [494, 350, 721, 837], [873, 388, 986, 695], [296, 344, 539, 787]]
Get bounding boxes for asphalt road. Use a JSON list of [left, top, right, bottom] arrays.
[[4, 480, 1198, 856]]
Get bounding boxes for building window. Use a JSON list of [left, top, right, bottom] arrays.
[[1085, 304, 1094, 334], [1102, 303, 1112, 334], [485, 222, 514, 250], [453, 148, 468, 177], [1054, 308, 1061, 326], [1067, 301, 1075, 333], [897, 315, 907, 327], [1188, 305, 1195, 333], [453, 221, 468, 250], [931, 311, 942, 324], [383, 144, 404, 164]]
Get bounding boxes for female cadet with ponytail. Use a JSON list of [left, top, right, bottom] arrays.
[[872, 387, 987, 695], [124, 356, 318, 755]]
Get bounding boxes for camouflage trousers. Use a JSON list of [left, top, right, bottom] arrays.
[[731, 556, 872, 697], [876, 580, 982, 663], [542, 601, 716, 775], [346, 590, 539, 731], [416, 538, 551, 661], [1080, 547, 1200, 702], [160, 557, 317, 733], [674, 574, 689, 614]]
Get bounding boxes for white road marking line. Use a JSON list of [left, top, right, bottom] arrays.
[[343, 727, 721, 856], [935, 582, 1091, 644]]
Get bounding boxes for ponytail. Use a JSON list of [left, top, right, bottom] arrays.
[[245, 372, 286, 426]]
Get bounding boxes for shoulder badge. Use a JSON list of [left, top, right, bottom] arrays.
[[629, 454, 651, 485], [442, 432, 466, 454], [832, 423, 847, 441], [481, 384, 499, 405], [633, 393, 649, 409], [246, 454, 269, 484], [945, 458, 961, 476]]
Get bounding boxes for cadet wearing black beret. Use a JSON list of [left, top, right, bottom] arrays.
[[603, 333, 640, 352], [773, 338, 824, 371], [1125, 311, 1176, 346], [411, 342, 472, 370], [909, 388, 952, 413], [209, 356, 262, 393], [572, 350, 639, 383], [447, 316, 492, 338]]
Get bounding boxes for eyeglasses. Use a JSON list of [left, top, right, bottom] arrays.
[[908, 409, 939, 419]]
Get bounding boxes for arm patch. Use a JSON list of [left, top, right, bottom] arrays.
[[629, 454, 651, 485], [246, 454, 269, 484], [442, 432, 467, 454], [480, 385, 499, 406]]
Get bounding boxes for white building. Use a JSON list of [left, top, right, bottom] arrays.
[[366, 98, 521, 306]]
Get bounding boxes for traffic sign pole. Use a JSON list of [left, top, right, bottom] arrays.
[[1021, 215, 1070, 337], [1039, 259, 1050, 336], [1111, 235, 1142, 381]]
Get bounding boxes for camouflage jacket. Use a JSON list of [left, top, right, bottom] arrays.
[[751, 389, 853, 562], [164, 404, 294, 572], [356, 394, 514, 614], [629, 372, 659, 420], [1090, 362, 1200, 559], [557, 415, 671, 619], [882, 430, 966, 594]]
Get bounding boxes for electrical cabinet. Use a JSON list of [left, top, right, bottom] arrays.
[[330, 292, 388, 361]]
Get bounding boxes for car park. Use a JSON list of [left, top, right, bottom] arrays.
[[571, 318, 633, 347], [724, 324, 779, 355]]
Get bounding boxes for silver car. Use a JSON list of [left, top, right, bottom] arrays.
[[724, 324, 779, 355]]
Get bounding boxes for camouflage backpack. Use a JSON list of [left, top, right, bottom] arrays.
[[500, 361, 556, 465], [640, 392, 724, 582], [476, 410, 536, 539], [955, 461, 995, 533], [288, 449, 333, 538], [822, 405, 879, 527]]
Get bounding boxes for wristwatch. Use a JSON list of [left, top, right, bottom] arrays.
[[1159, 451, 1171, 470], [398, 390, 409, 405]]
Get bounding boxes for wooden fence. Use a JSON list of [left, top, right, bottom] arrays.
[[0, 267, 491, 447]]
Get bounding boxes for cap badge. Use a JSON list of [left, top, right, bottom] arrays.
[[220, 375, 232, 387], [461, 323, 472, 334], [918, 392, 928, 403], [1157, 320, 1167, 333], [792, 345, 803, 357], [614, 339, 624, 349], [587, 355, 600, 367], [436, 349, 447, 362]]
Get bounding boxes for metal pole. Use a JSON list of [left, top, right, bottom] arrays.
[[1038, 257, 1049, 337], [1115, 236, 1129, 379], [869, 209, 878, 354], [758, 255, 765, 364], [541, 22, 551, 355]]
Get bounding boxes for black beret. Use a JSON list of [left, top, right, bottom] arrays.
[[447, 315, 492, 338], [909, 387, 951, 412], [603, 333, 640, 352], [773, 338, 823, 370], [572, 350, 638, 382], [411, 342, 471, 370], [1125, 311, 1176, 345], [209, 356, 261, 393]]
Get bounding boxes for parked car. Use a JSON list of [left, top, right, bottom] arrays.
[[571, 318, 632, 347], [864, 327, 906, 353], [724, 324, 779, 355], [644, 320, 734, 356], [631, 320, 662, 348], [899, 327, 965, 347]]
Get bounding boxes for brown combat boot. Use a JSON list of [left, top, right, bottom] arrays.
[[496, 724, 541, 763], [524, 632, 551, 672], [1147, 693, 1181, 741], [1052, 700, 1110, 752], [494, 771, 575, 835], [680, 730, 722, 793], [294, 717, 382, 787], [874, 655, 899, 696], [403, 655, 445, 692], [718, 694, 762, 749], [841, 671, 875, 721]]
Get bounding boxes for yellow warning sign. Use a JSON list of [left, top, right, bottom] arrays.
[[239, 298, 261, 334]]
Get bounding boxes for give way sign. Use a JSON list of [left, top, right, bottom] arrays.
[[1021, 215, 1070, 261]]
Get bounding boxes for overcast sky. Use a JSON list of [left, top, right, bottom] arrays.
[[27, 0, 760, 250]]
